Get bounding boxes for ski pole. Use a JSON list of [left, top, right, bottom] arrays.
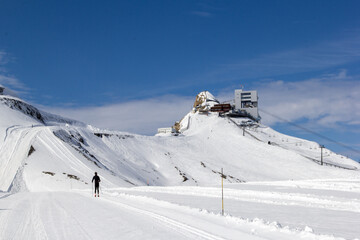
[[92, 183, 93, 196]]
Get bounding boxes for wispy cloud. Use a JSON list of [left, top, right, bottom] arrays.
[[165, 33, 359, 93], [0, 50, 28, 95], [220, 36, 360, 79], [216, 70, 360, 159], [0, 75, 26, 91], [42, 95, 194, 135], [0, 51, 8, 65], [216, 70, 360, 131], [189, 2, 221, 18], [258, 70, 360, 129], [190, 11, 212, 17], [39, 71, 360, 159], [45, 70, 359, 136], [148, 33, 360, 99]]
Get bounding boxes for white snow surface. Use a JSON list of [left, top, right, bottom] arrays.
[[1, 93, 360, 240]]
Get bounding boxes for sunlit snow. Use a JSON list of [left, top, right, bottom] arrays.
[[0, 91, 359, 240]]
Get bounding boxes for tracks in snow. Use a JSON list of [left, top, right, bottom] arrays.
[[100, 196, 228, 240], [0, 192, 241, 240], [1, 189, 354, 240], [0, 193, 48, 240], [0, 125, 44, 191], [110, 185, 360, 213]]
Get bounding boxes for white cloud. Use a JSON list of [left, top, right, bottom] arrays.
[[257, 70, 360, 129], [0, 75, 25, 90], [216, 72, 360, 160], [0, 50, 28, 94], [32, 69, 360, 139], [38, 74, 360, 159], [42, 95, 194, 135], [215, 70, 360, 132]]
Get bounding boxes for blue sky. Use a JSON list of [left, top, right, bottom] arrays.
[[1, 0, 360, 160]]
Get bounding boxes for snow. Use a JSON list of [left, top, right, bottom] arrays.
[[1, 179, 359, 239], [1, 92, 360, 239]]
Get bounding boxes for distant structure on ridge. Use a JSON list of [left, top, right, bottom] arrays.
[[233, 89, 259, 120], [209, 89, 260, 121], [157, 88, 260, 135]]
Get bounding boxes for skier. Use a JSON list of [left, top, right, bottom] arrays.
[[92, 172, 101, 197]]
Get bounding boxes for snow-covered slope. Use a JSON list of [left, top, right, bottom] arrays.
[[1, 89, 360, 240], [1, 90, 359, 193]]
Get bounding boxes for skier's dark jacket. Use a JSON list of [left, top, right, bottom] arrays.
[[92, 175, 101, 186]]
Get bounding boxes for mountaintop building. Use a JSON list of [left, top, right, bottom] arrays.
[[234, 89, 259, 120]]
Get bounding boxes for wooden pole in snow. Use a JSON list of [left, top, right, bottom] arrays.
[[221, 168, 224, 216], [320, 145, 325, 165]]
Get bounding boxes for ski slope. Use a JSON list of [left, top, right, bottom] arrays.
[[1, 178, 359, 239], [1, 89, 360, 239]]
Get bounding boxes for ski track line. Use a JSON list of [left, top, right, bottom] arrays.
[[38, 129, 92, 173], [245, 179, 360, 194], [47, 128, 107, 178], [0, 127, 42, 190], [52, 195, 94, 240], [2, 126, 42, 165], [4, 124, 20, 141], [31, 194, 49, 240], [0, 193, 49, 240], [99, 196, 228, 240], [0, 128, 25, 167], [120, 187, 360, 213], [41, 129, 115, 187], [38, 129, 114, 187], [38, 129, 80, 166]]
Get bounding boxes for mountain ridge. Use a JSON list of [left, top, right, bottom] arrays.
[[1, 89, 359, 193]]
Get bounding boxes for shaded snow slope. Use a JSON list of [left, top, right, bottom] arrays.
[[246, 124, 357, 170], [1, 93, 359, 193]]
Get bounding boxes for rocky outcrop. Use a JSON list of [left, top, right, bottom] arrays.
[[173, 91, 220, 133], [193, 91, 219, 112], [0, 97, 45, 124]]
